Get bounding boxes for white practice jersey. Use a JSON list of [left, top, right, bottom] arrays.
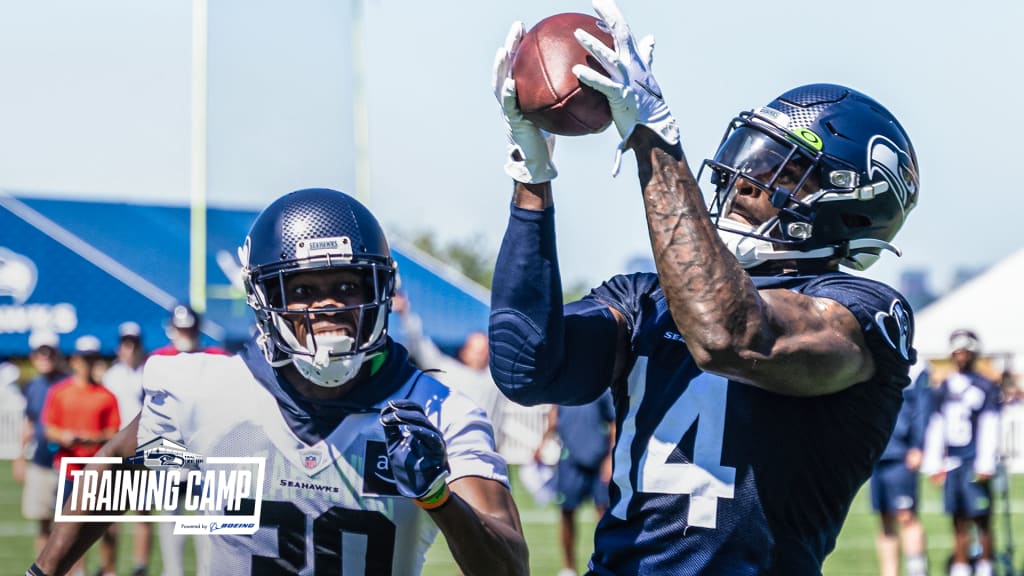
[[137, 342, 508, 576]]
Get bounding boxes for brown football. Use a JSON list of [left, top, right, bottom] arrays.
[[512, 13, 614, 136]]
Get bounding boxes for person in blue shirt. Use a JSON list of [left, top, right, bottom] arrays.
[[489, 0, 920, 572], [15, 333, 68, 556], [923, 330, 1001, 576], [871, 365, 930, 576], [536, 390, 615, 576]]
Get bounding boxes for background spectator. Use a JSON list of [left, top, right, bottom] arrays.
[[535, 390, 615, 576], [393, 290, 506, 446], [149, 305, 227, 576], [103, 321, 146, 427], [102, 321, 151, 576], [999, 370, 1022, 406], [150, 304, 228, 356], [871, 363, 930, 576], [42, 334, 120, 576], [15, 332, 67, 556]]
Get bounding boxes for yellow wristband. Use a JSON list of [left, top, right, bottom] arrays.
[[414, 484, 451, 511]]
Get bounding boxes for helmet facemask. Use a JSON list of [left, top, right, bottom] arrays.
[[242, 236, 395, 388], [700, 110, 906, 271]]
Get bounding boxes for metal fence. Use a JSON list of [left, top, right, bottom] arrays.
[[496, 403, 551, 466], [0, 385, 25, 460]]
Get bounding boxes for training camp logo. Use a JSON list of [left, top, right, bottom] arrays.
[[55, 437, 266, 535]]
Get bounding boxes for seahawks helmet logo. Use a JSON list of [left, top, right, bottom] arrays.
[[868, 136, 918, 212]]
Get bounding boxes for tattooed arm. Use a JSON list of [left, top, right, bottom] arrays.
[[628, 126, 874, 396]]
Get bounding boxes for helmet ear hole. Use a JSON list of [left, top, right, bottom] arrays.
[[841, 213, 871, 229]]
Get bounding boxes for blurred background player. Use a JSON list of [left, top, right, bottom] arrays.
[[14, 332, 67, 557], [392, 290, 507, 447], [42, 335, 120, 576], [871, 363, 930, 576], [103, 322, 146, 425], [101, 321, 151, 576], [151, 304, 228, 357], [149, 306, 225, 576], [534, 390, 615, 576], [923, 330, 1001, 576]]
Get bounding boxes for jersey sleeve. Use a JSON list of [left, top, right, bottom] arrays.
[[137, 355, 187, 446], [489, 205, 641, 406], [799, 273, 916, 378]]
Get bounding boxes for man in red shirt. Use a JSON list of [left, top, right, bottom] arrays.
[[42, 334, 120, 576]]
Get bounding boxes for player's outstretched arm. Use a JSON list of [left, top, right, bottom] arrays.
[[634, 129, 874, 396], [577, 0, 876, 396], [33, 415, 140, 576], [434, 475, 528, 576], [489, 181, 629, 406], [381, 401, 528, 575], [489, 20, 628, 406]]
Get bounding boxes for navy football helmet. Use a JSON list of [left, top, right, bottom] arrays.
[[240, 188, 396, 387], [701, 83, 919, 270]]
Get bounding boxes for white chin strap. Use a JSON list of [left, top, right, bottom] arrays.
[[272, 315, 366, 388], [716, 218, 816, 269], [295, 334, 366, 388], [716, 218, 901, 270]]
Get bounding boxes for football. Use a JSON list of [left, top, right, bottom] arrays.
[[512, 13, 614, 136]]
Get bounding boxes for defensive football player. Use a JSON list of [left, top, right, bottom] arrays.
[[31, 188, 528, 576]]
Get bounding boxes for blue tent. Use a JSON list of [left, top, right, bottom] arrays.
[[0, 193, 490, 356]]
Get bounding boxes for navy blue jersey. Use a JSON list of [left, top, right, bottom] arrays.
[[930, 371, 1000, 463], [557, 389, 615, 469], [22, 371, 67, 467], [576, 272, 912, 575]]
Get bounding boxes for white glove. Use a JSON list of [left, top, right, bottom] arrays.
[[573, 0, 680, 175], [492, 21, 557, 184]]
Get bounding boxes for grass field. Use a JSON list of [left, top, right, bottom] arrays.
[[3, 459, 1024, 575]]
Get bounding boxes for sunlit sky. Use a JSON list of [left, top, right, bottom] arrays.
[[2, 0, 1022, 295]]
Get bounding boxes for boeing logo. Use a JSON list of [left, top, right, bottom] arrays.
[[210, 522, 255, 533]]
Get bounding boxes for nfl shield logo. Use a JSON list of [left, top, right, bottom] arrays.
[[303, 453, 318, 469]]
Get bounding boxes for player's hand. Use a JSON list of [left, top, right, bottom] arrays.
[[492, 21, 558, 184], [929, 471, 946, 486], [573, 0, 680, 175], [905, 448, 922, 471], [12, 456, 26, 485], [380, 400, 451, 508]]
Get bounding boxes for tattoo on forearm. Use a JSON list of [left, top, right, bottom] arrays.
[[642, 148, 762, 348]]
